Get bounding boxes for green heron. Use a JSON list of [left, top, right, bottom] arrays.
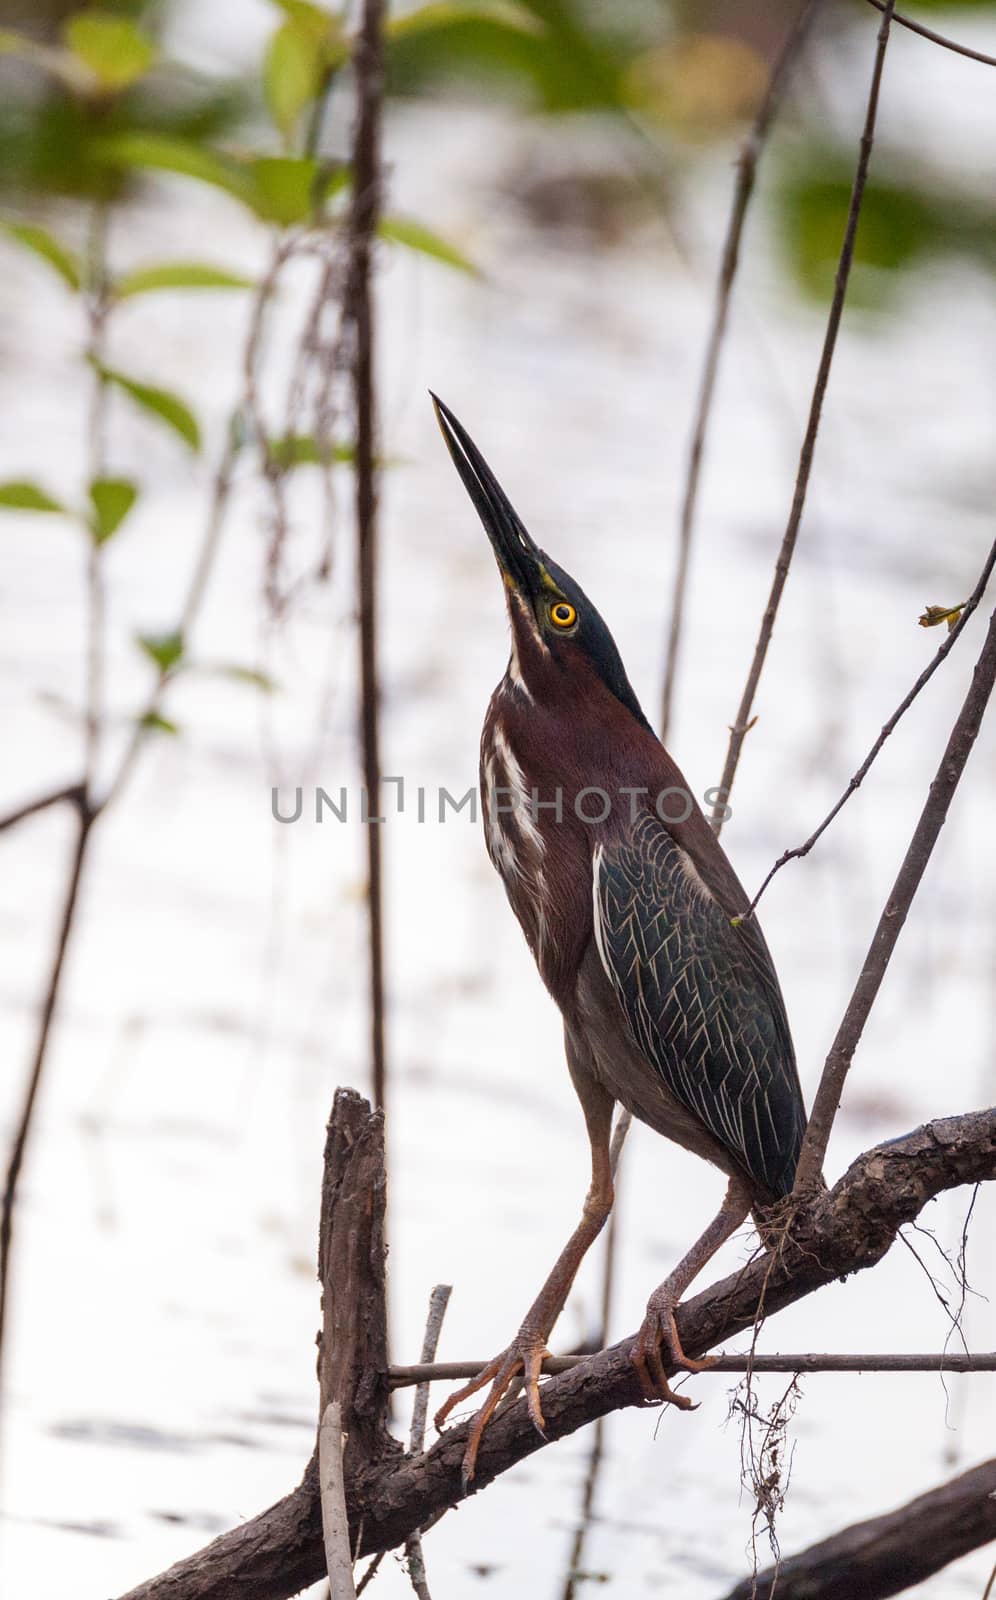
[[431, 396, 808, 1484]]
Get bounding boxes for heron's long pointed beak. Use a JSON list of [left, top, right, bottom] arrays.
[[431, 393, 542, 593]]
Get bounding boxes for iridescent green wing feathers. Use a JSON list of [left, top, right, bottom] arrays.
[[593, 812, 806, 1197]]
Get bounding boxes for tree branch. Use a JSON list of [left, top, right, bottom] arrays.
[[660, 0, 823, 742], [723, 1456, 996, 1600], [865, 0, 996, 70], [0, 782, 88, 834], [344, 0, 387, 1114], [113, 1105, 996, 1599], [748, 537, 996, 915], [319, 1403, 355, 1600], [794, 602, 996, 1190], [389, 1351, 996, 1386], [0, 771, 94, 1395], [710, 0, 895, 832]]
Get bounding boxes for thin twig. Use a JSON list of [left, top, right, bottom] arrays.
[[710, 1, 895, 833], [0, 196, 116, 1402], [320, 1401, 357, 1600], [389, 1350, 996, 1386], [404, 1285, 452, 1600], [794, 601, 996, 1190], [559, 1076, 635, 1594], [747, 537, 996, 915], [355, 1554, 384, 1596], [0, 805, 93, 1389], [0, 783, 87, 833], [344, 0, 386, 1114], [660, 0, 824, 741], [866, 0, 996, 69], [409, 1286, 452, 1454]]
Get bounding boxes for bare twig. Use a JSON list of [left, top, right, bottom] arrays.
[[0, 198, 117, 1402], [390, 1350, 996, 1386], [102, 257, 286, 812], [242, 236, 297, 616], [0, 783, 87, 833], [723, 1456, 996, 1600], [0, 804, 93, 1387], [865, 0, 996, 69], [794, 603, 996, 1190], [319, 1402, 356, 1600], [409, 1286, 452, 1454], [355, 1554, 384, 1595], [344, 0, 386, 1114], [710, 1, 895, 832], [83, 202, 111, 791], [660, 0, 824, 741], [404, 1285, 452, 1600], [560, 1104, 632, 1599], [747, 537, 996, 915]]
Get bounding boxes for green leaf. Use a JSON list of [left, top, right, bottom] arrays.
[[267, 434, 357, 469], [137, 630, 185, 673], [0, 220, 81, 289], [0, 480, 66, 514], [99, 365, 200, 452], [264, 20, 323, 140], [115, 261, 254, 297], [269, 2, 348, 64], [378, 215, 478, 275], [97, 135, 344, 226], [270, 0, 336, 34], [247, 156, 328, 224], [211, 664, 280, 693], [138, 709, 180, 735], [64, 14, 156, 90], [96, 134, 259, 211], [385, 2, 543, 44], [88, 477, 138, 543]]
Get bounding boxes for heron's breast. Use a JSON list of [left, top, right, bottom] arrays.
[[480, 712, 550, 960]]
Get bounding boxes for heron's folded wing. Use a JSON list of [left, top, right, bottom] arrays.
[[592, 812, 805, 1196]]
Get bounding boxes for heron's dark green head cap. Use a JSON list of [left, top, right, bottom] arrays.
[[431, 393, 652, 735]]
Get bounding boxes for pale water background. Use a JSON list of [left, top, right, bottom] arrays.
[[1, 4, 995, 1596]]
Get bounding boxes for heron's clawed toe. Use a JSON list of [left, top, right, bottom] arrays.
[[435, 1335, 552, 1486], [632, 1289, 715, 1408]]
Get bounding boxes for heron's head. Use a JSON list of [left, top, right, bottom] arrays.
[[432, 394, 652, 735]]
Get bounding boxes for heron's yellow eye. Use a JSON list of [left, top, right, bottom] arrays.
[[550, 602, 577, 629]]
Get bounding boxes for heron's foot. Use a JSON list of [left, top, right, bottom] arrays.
[[632, 1285, 716, 1408], [434, 1330, 552, 1486]]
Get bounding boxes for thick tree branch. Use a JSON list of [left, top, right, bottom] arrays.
[[711, 0, 895, 831], [344, 0, 387, 1114], [114, 1106, 996, 1600], [723, 1456, 996, 1600], [794, 602, 996, 1190]]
